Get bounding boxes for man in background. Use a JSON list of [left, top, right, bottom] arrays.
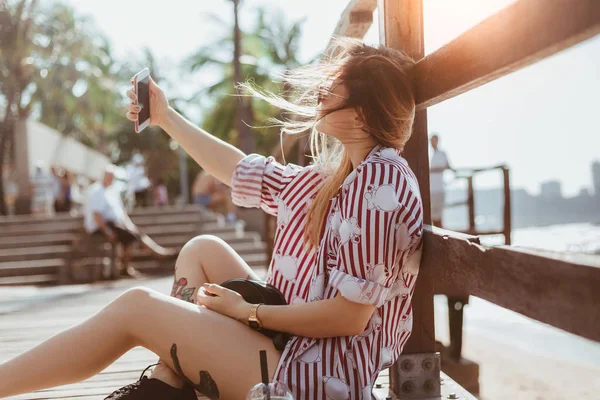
[[84, 165, 175, 278], [192, 170, 237, 222], [430, 133, 453, 228]]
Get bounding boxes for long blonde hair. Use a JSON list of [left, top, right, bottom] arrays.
[[242, 37, 417, 247]]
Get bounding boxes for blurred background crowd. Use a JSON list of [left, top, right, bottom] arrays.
[[0, 0, 307, 219]]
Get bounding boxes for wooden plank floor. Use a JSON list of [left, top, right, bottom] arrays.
[[0, 277, 392, 399], [0, 278, 185, 400]]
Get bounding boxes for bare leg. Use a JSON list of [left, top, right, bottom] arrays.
[[0, 291, 138, 397], [129, 288, 281, 399], [151, 234, 260, 385], [0, 236, 271, 399], [0, 288, 280, 399]]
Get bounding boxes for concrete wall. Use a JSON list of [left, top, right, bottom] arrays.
[[14, 119, 111, 196]]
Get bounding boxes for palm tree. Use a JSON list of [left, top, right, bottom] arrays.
[[185, 5, 305, 156], [0, 0, 40, 215], [0, 0, 125, 214]]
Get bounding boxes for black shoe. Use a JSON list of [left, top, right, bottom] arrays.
[[180, 383, 198, 400], [104, 364, 193, 399]]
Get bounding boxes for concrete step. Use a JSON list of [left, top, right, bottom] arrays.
[[0, 220, 82, 237], [130, 205, 209, 217], [149, 232, 263, 248], [0, 233, 77, 250], [213, 231, 262, 244], [0, 205, 267, 286], [0, 246, 71, 263], [199, 222, 240, 235], [132, 213, 219, 227], [0, 258, 65, 278], [0, 212, 79, 226], [0, 207, 215, 230], [133, 214, 200, 228], [142, 224, 198, 237], [131, 241, 267, 261], [0, 274, 57, 286]]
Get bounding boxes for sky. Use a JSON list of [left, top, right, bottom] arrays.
[[62, 0, 600, 197]]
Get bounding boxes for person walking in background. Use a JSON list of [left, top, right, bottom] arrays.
[[192, 170, 237, 222], [153, 178, 169, 207], [84, 165, 176, 278], [127, 153, 151, 207], [53, 168, 72, 213], [429, 133, 452, 227], [30, 162, 55, 216]]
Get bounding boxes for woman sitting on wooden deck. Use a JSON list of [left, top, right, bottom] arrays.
[[0, 38, 423, 400]]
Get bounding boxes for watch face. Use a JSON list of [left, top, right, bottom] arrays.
[[249, 320, 261, 330]]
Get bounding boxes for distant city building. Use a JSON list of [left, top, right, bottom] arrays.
[[540, 180, 562, 199], [592, 161, 600, 197], [578, 188, 591, 198]]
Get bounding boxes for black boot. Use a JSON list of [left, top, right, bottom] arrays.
[[104, 363, 195, 399]]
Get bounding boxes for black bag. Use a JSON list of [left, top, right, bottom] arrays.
[[221, 279, 291, 351]]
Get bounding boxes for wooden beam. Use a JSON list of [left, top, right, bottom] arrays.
[[423, 227, 600, 342], [332, 0, 377, 38], [379, 0, 436, 356], [413, 0, 600, 110]]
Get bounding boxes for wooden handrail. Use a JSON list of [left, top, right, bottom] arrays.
[[331, 0, 600, 111], [414, 0, 600, 110], [331, 0, 377, 39], [424, 227, 600, 342]]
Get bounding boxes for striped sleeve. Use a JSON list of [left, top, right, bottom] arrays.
[[231, 154, 303, 216], [329, 162, 423, 307]]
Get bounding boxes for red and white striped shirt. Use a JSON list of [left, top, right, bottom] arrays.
[[232, 145, 423, 400]]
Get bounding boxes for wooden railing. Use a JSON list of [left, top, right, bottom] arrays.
[[412, 0, 600, 110], [447, 165, 512, 244], [326, 0, 600, 398]]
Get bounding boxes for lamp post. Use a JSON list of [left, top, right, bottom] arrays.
[[178, 145, 189, 205]]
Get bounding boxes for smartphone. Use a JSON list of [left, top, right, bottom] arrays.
[[133, 68, 151, 133]]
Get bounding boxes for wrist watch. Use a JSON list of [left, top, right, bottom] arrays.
[[248, 303, 263, 330]]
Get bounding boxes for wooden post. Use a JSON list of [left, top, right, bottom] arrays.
[[503, 167, 512, 245], [379, 0, 439, 397], [379, 0, 435, 354], [467, 176, 476, 234]]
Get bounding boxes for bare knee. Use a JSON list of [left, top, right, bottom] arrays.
[[121, 286, 153, 300], [179, 234, 226, 258], [106, 287, 155, 345], [112, 287, 154, 313]]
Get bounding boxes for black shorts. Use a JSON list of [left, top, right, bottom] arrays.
[[93, 222, 139, 246]]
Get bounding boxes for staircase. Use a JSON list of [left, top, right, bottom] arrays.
[[0, 205, 269, 286]]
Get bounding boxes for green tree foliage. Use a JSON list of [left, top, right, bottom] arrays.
[[186, 6, 305, 157], [0, 0, 308, 211], [0, 0, 127, 213]]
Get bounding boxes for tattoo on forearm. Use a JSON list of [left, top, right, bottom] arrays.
[[171, 277, 196, 303], [170, 343, 220, 400]]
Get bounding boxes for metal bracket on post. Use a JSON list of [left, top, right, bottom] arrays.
[[391, 352, 441, 399]]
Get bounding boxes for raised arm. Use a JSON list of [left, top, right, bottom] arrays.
[[159, 107, 244, 187], [125, 78, 244, 187]]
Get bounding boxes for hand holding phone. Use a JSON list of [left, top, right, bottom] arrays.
[[132, 68, 151, 133], [126, 69, 169, 131]]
